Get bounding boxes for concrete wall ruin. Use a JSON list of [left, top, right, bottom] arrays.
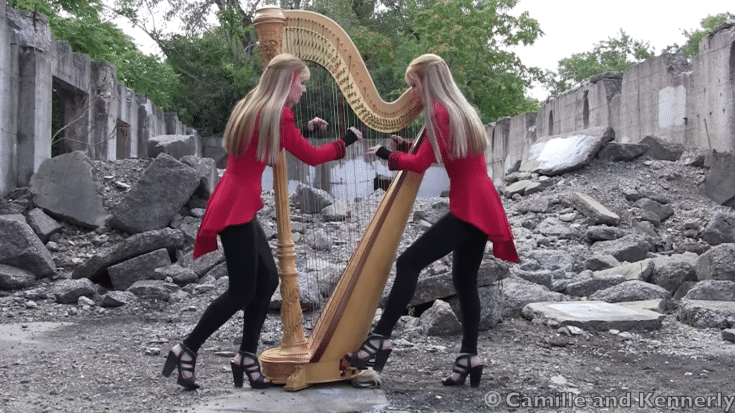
[[0, 0, 196, 196], [486, 22, 735, 184]]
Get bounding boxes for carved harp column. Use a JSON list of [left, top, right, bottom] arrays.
[[253, 8, 311, 365], [254, 6, 424, 391]]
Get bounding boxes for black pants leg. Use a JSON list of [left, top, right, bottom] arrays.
[[373, 213, 487, 354], [183, 219, 278, 354]]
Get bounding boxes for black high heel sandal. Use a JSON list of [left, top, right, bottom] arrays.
[[442, 353, 483, 387], [231, 351, 272, 389], [344, 334, 392, 373], [162, 343, 200, 390]]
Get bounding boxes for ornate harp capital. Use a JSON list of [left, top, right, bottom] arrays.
[[253, 7, 287, 66], [254, 7, 423, 133]]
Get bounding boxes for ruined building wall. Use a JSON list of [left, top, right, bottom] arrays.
[[0, 0, 197, 197], [487, 23, 735, 183]]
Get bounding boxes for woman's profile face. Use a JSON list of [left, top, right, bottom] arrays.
[[408, 76, 424, 104], [286, 74, 307, 107]]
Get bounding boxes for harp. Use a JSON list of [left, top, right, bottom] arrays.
[[254, 6, 424, 391]]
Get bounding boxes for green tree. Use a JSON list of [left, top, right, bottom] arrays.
[[406, 0, 543, 123], [678, 13, 735, 57], [543, 30, 655, 97]]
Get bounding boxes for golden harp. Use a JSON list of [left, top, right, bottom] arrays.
[[254, 6, 424, 391]]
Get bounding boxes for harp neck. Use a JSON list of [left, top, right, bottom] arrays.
[[254, 6, 422, 133]]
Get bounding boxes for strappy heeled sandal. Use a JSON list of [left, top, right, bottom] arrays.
[[162, 343, 200, 390], [345, 334, 392, 373], [441, 353, 483, 387], [231, 351, 273, 389]]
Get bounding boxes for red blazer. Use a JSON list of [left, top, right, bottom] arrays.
[[193, 106, 346, 259], [387, 102, 520, 263]]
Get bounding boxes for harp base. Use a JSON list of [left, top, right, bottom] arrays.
[[260, 350, 366, 392]]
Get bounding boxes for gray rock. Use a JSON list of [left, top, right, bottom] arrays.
[[153, 264, 199, 287], [590, 234, 650, 263], [447, 283, 503, 330], [589, 280, 671, 303], [677, 300, 735, 329], [72, 228, 185, 280], [565, 274, 627, 297], [180, 155, 219, 199], [593, 259, 655, 282], [0, 264, 37, 290], [53, 278, 97, 304], [683, 280, 735, 301], [100, 290, 138, 308], [108, 248, 172, 291], [0, 217, 56, 278], [571, 192, 620, 226], [291, 183, 334, 214], [585, 226, 623, 242], [695, 243, 735, 281], [29, 151, 110, 228], [650, 261, 696, 293], [127, 280, 180, 301], [701, 211, 735, 246], [25, 208, 63, 243], [597, 142, 648, 162], [584, 254, 621, 271], [501, 278, 567, 318], [109, 153, 200, 234], [147, 134, 197, 160], [639, 135, 685, 161], [419, 300, 463, 336]]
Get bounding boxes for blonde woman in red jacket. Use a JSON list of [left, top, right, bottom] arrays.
[[346, 53, 519, 387], [162, 54, 362, 390]]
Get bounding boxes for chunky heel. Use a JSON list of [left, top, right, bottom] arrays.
[[231, 351, 272, 389], [442, 354, 483, 387], [469, 365, 483, 387], [370, 348, 392, 373], [345, 334, 392, 372], [162, 351, 178, 377], [231, 362, 245, 387], [162, 343, 200, 390]]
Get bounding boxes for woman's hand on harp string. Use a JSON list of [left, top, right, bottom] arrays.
[[388, 135, 412, 152], [340, 126, 363, 147], [307, 117, 327, 131], [387, 135, 404, 151], [366, 145, 391, 160]]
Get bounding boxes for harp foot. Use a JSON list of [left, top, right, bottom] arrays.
[[284, 365, 308, 392], [350, 369, 382, 388]]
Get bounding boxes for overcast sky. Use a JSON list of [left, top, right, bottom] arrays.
[[112, 1, 733, 101], [512, 0, 733, 99]]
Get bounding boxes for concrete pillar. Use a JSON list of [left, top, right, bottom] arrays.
[[16, 45, 52, 186], [164, 112, 180, 134], [0, 0, 18, 196], [90, 61, 116, 160], [136, 95, 151, 158]]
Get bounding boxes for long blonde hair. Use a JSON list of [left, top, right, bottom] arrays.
[[405, 54, 487, 163], [223, 54, 310, 163]]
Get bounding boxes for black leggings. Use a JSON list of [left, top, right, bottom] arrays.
[[373, 213, 487, 354], [183, 218, 279, 354]]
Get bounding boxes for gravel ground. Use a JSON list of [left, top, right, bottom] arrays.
[[2, 154, 735, 413]]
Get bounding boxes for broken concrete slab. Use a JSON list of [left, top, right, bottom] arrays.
[[520, 126, 614, 176], [179, 385, 388, 413], [521, 300, 665, 331]]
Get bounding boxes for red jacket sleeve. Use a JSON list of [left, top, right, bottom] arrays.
[[280, 107, 346, 165], [387, 106, 449, 173]]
